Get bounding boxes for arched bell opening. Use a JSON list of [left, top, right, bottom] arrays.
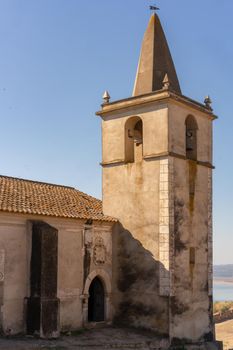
[[125, 116, 143, 163], [88, 277, 105, 322], [185, 115, 198, 161]]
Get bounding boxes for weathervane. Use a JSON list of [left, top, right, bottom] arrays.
[[149, 4, 160, 12]]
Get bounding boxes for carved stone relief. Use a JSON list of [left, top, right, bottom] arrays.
[[84, 227, 93, 247], [93, 237, 106, 265], [83, 226, 93, 281]]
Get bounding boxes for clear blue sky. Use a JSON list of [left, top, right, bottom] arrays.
[[0, 0, 232, 264]]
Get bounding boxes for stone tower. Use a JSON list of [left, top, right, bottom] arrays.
[[97, 13, 216, 344]]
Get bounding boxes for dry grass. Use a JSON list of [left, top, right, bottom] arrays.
[[214, 301, 233, 314]]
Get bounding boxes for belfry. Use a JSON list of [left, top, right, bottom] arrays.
[[97, 12, 218, 345]]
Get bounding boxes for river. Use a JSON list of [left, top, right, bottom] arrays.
[[213, 280, 233, 301]]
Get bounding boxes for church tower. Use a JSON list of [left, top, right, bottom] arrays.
[[97, 13, 216, 344]]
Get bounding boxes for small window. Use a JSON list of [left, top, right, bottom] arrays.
[[190, 247, 196, 265], [125, 117, 143, 163], [185, 115, 198, 161]]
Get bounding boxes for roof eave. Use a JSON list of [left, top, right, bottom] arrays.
[[0, 208, 117, 223]]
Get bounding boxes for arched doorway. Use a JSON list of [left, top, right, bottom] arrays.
[[88, 277, 105, 322]]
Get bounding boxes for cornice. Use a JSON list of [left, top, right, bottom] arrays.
[[96, 90, 217, 120]]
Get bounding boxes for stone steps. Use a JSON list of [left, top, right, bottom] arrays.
[[74, 344, 151, 349], [0, 340, 161, 350], [64, 346, 154, 350]]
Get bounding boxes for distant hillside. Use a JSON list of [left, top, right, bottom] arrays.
[[214, 265, 233, 279]]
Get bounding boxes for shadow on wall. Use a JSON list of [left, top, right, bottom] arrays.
[[111, 214, 214, 343], [112, 222, 170, 337]]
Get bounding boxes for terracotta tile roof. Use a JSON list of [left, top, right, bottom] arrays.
[[0, 175, 116, 222]]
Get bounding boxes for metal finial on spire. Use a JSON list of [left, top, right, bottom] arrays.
[[204, 95, 212, 110], [149, 5, 160, 12], [102, 90, 110, 104]]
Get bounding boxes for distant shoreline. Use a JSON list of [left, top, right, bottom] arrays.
[[214, 278, 233, 285]]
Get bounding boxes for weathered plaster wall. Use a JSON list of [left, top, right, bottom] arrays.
[[0, 213, 113, 334], [56, 222, 83, 330], [170, 159, 213, 342], [0, 215, 29, 334], [168, 103, 213, 342], [103, 104, 170, 335]]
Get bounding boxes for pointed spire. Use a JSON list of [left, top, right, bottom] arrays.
[[133, 13, 181, 96]]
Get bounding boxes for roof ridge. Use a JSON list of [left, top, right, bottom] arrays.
[[0, 174, 75, 190], [76, 188, 101, 202]]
